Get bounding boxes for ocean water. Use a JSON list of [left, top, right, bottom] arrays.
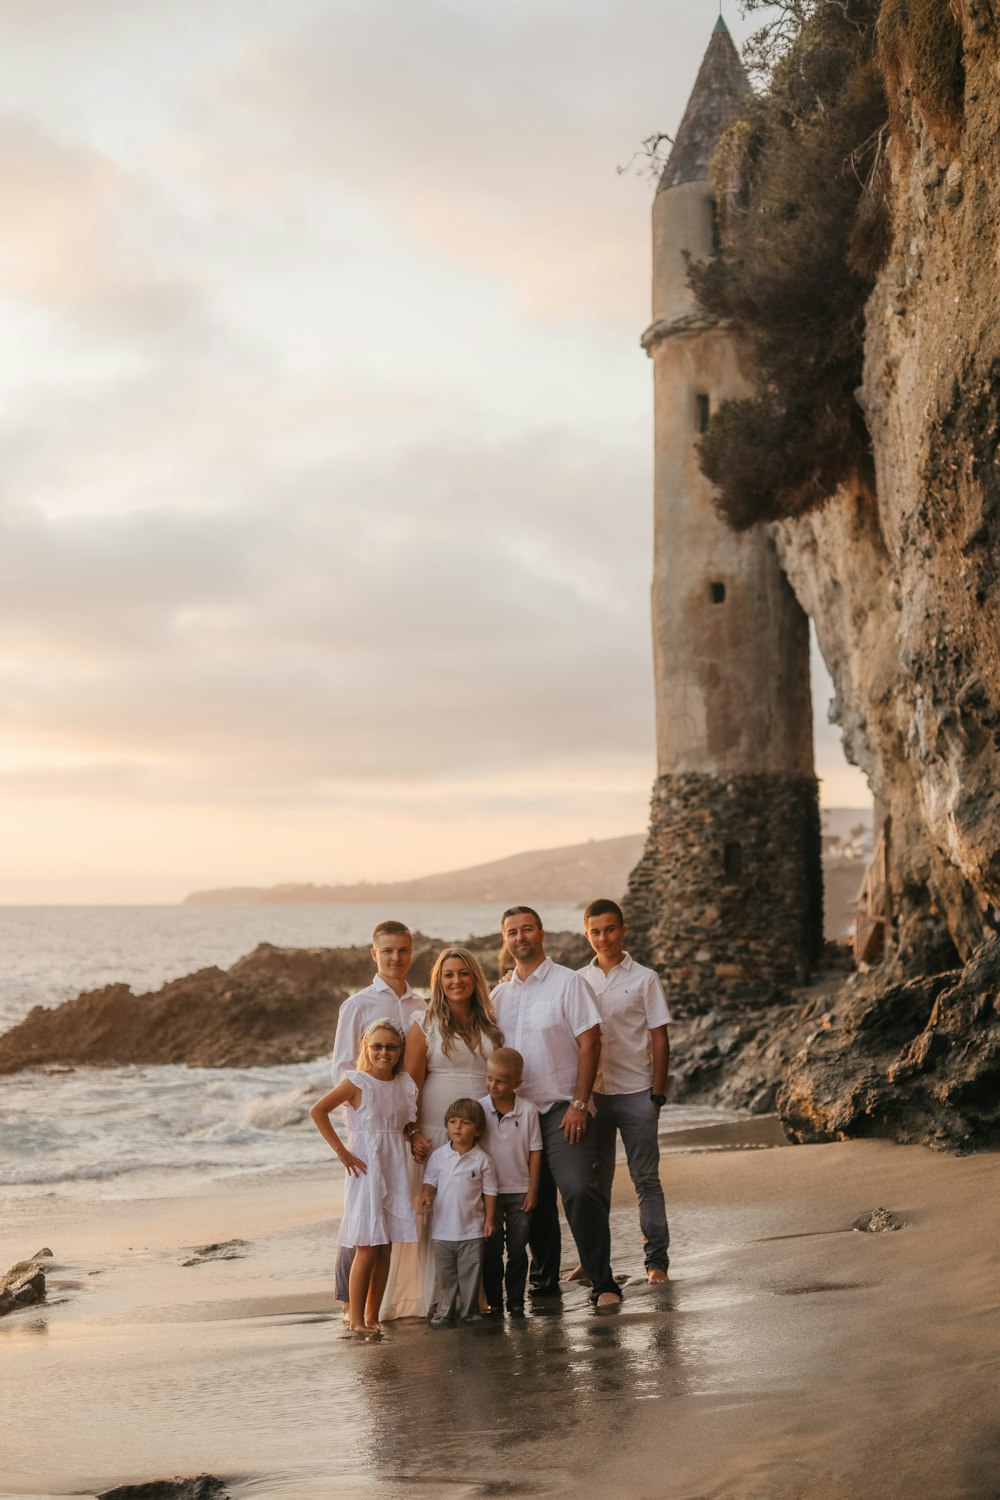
[[0, 904, 752, 1213], [0, 902, 586, 1033]]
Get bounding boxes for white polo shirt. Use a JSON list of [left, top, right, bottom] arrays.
[[478, 1094, 543, 1194], [424, 1142, 498, 1241], [579, 953, 671, 1096], [330, 975, 425, 1081], [491, 958, 601, 1115]]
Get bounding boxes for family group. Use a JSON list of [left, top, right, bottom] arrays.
[[309, 901, 672, 1336]]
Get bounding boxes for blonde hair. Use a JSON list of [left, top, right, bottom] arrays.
[[357, 1017, 407, 1077], [427, 947, 503, 1057], [487, 1046, 524, 1082]]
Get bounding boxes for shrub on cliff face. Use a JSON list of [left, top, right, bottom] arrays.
[[690, 0, 889, 530], [878, 0, 964, 152]]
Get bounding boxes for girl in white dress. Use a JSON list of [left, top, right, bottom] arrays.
[[400, 947, 503, 1316], [310, 1018, 418, 1335]]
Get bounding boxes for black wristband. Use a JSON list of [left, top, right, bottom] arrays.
[[650, 1091, 667, 1108]]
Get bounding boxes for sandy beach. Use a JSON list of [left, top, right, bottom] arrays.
[[3, 1125, 999, 1500]]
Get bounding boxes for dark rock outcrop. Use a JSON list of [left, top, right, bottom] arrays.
[[97, 1479, 230, 1500], [671, 937, 1000, 1151], [1, 1255, 49, 1318], [0, 931, 590, 1075]]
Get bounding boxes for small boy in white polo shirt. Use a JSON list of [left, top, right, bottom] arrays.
[[479, 1047, 542, 1318], [418, 1097, 497, 1326]]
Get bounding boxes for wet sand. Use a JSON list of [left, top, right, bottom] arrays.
[[3, 1127, 1000, 1500]]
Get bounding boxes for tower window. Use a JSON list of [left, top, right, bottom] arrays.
[[723, 841, 743, 877], [696, 393, 711, 433], [710, 581, 726, 604]]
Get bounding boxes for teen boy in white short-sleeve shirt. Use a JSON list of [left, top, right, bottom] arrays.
[[580, 898, 671, 1282]]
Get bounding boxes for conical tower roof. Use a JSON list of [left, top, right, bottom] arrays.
[[658, 17, 750, 192]]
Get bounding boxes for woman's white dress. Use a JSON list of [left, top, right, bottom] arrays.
[[337, 1070, 419, 1249], [381, 1016, 497, 1319]]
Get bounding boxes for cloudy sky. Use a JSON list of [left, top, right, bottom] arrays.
[[0, 0, 869, 903]]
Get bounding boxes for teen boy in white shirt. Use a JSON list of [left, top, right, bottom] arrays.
[[419, 1097, 498, 1325], [330, 921, 425, 1081], [580, 898, 671, 1282]]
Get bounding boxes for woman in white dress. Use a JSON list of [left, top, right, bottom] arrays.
[[394, 946, 503, 1317]]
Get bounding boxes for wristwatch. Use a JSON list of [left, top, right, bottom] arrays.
[[571, 1098, 588, 1113], [650, 1092, 667, 1108]]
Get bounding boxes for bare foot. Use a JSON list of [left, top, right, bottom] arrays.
[[563, 1265, 591, 1285], [595, 1290, 622, 1309], [647, 1268, 670, 1285], [365, 1320, 387, 1334]]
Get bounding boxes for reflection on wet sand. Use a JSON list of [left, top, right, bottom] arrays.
[[348, 1271, 684, 1495]]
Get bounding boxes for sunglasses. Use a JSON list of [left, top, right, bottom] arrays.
[[369, 1042, 402, 1052]]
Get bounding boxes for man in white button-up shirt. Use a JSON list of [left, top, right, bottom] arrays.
[[492, 906, 621, 1308], [329, 920, 425, 1306], [580, 899, 671, 1282]]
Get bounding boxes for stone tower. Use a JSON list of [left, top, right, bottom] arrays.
[[626, 19, 823, 1009]]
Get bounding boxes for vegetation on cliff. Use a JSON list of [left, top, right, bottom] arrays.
[[690, 0, 908, 530]]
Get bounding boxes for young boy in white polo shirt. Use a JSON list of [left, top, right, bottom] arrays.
[[479, 1047, 542, 1318], [418, 1097, 498, 1326]]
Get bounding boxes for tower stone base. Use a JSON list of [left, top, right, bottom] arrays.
[[625, 772, 823, 1012]]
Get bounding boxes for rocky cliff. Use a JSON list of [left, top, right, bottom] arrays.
[[775, 0, 1000, 973], [761, 2, 1000, 1144]]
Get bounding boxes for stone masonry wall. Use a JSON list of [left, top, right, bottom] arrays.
[[625, 772, 822, 1012]]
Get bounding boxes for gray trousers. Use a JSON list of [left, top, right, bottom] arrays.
[[593, 1090, 670, 1272], [432, 1237, 483, 1320], [529, 1103, 617, 1299], [335, 1244, 353, 1302]]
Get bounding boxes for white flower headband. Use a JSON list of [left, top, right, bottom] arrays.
[[363, 1016, 407, 1046]]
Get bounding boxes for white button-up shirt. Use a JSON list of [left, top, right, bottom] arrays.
[[330, 974, 425, 1081], [478, 1093, 543, 1194], [579, 953, 671, 1095], [423, 1142, 498, 1241], [492, 958, 601, 1115]]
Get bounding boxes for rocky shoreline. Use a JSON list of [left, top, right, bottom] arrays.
[[0, 931, 590, 1076], [3, 929, 998, 1152], [670, 936, 1000, 1151]]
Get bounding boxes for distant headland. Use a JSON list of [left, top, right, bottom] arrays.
[[182, 833, 646, 907], [183, 812, 870, 910]]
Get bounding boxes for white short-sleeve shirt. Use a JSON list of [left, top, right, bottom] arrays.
[[579, 953, 671, 1095], [330, 975, 425, 1081], [491, 958, 601, 1115], [423, 1143, 498, 1241], [477, 1093, 543, 1194]]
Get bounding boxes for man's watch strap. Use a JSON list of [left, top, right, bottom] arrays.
[[650, 1091, 667, 1107]]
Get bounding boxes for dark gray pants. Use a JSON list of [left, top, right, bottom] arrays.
[[432, 1237, 483, 1320], [528, 1102, 617, 1299], [593, 1090, 670, 1272], [335, 1244, 354, 1302], [483, 1193, 532, 1311]]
